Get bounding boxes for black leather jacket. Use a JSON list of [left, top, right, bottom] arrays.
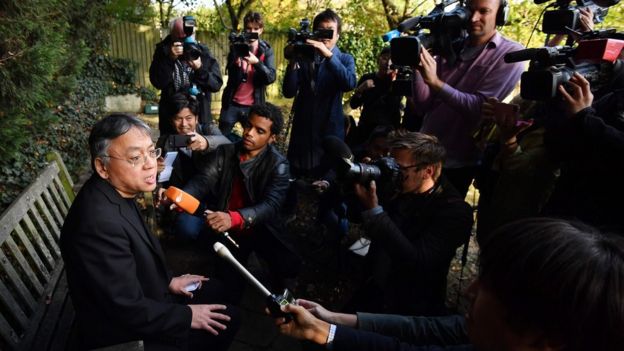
[[183, 142, 292, 245], [221, 39, 276, 109]]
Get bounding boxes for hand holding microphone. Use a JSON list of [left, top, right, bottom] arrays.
[[163, 187, 239, 248]]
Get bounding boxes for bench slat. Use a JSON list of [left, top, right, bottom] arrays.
[[0, 275, 29, 329], [46, 180, 68, 217], [14, 224, 50, 283], [21, 215, 55, 272], [0, 164, 60, 243], [0, 311, 19, 349], [52, 177, 72, 213], [41, 190, 64, 229], [0, 247, 37, 313], [17, 264, 64, 351], [4, 235, 45, 295], [28, 204, 60, 260], [35, 198, 60, 242], [31, 272, 74, 351]]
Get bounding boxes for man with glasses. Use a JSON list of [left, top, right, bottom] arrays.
[[60, 114, 239, 350], [345, 131, 473, 316]]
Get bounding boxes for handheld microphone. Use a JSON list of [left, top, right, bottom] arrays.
[[165, 187, 239, 248], [213, 242, 295, 320]]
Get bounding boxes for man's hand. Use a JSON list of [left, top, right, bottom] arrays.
[[157, 156, 166, 173], [305, 39, 333, 58], [297, 299, 334, 323], [170, 42, 183, 59], [189, 304, 231, 335], [355, 79, 375, 95], [188, 134, 208, 151], [482, 97, 533, 144], [354, 180, 379, 210], [205, 210, 232, 233], [417, 49, 444, 92], [274, 303, 330, 345], [578, 7, 594, 32], [244, 52, 260, 65], [558, 72, 593, 117], [312, 180, 330, 194], [169, 274, 209, 298], [187, 56, 202, 70]]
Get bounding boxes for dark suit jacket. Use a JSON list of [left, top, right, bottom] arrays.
[[60, 175, 191, 350]]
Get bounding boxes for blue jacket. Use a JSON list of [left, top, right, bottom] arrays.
[[282, 46, 356, 173]]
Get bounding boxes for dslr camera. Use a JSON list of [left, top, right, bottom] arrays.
[[386, 0, 470, 95], [504, 30, 624, 100], [229, 31, 259, 58], [181, 15, 202, 61], [284, 18, 334, 61]]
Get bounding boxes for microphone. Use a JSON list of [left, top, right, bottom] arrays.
[[165, 187, 239, 248], [397, 16, 421, 32], [165, 186, 200, 213], [323, 135, 354, 161], [213, 242, 295, 320]]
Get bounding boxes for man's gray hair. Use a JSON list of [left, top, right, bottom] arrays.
[[88, 113, 151, 171]]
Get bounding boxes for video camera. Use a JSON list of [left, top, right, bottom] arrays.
[[504, 31, 624, 100], [181, 15, 202, 62], [539, 0, 617, 35], [385, 0, 471, 95], [284, 18, 334, 61], [229, 31, 259, 58]]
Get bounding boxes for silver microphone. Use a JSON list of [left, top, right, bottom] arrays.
[[213, 242, 271, 297]]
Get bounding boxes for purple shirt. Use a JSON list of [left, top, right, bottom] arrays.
[[412, 32, 525, 168]]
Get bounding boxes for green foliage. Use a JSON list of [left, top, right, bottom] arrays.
[[340, 31, 384, 79], [107, 0, 156, 25]]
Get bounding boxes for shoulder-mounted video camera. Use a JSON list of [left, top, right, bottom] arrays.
[[504, 30, 624, 100], [539, 0, 617, 34], [384, 0, 471, 95], [229, 31, 259, 58], [284, 18, 334, 61]]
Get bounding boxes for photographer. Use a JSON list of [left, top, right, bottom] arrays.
[[282, 9, 357, 179], [349, 47, 402, 146], [150, 16, 223, 135], [412, 0, 525, 197], [542, 70, 624, 232], [274, 217, 624, 351], [345, 131, 473, 316], [219, 12, 276, 136]]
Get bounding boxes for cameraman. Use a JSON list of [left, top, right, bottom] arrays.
[[219, 12, 276, 136], [346, 131, 473, 316], [412, 0, 525, 197], [542, 69, 624, 232], [349, 47, 402, 146], [150, 17, 223, 135], [282, 8, 357, 179]]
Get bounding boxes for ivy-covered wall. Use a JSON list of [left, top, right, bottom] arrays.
[[0, 1, 150, 212]]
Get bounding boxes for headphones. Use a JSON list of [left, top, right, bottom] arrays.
[[496, 0, 510, 26]]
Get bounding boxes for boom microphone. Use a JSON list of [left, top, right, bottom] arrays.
[[397, 16, 422, 32], [323, 135, 354, 160], [213, 242, 295, 319]]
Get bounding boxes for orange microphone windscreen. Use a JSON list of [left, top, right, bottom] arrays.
[[164, 186, 200, 214]]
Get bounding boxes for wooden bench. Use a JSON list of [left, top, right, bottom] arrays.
[[0, 152, 75, 350]]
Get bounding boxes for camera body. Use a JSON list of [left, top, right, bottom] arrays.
[[504, 33, 624, 100], [229, 31, 259, 58], [168, 134, 193, 148], [180, 15, 202, 61], [542, 0, 610, 34], [284, 18, 334, 61]]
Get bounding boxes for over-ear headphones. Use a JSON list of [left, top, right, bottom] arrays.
[[496, 0, 509, 26]]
